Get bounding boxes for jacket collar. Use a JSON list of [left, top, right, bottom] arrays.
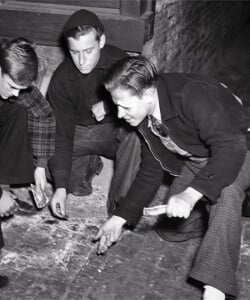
[[157, 75, 178, 121]]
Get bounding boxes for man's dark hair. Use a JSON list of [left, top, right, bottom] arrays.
[[63, 9, 104, 42], [104, 56, 158, 98], [0, 37, 38, 86]]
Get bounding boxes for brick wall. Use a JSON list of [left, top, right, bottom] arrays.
[[143, 0, 250, 73], [36, 0, 250, 94]]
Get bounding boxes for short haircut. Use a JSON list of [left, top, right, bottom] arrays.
[[104, 56, 158, 97], [64, 25, 104, 42], [0, 37, 38, 86]]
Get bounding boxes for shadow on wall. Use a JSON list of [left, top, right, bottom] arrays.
[[35, 45, 65, 96]]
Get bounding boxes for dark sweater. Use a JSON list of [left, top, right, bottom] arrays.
[[47, 45, 127, 188]]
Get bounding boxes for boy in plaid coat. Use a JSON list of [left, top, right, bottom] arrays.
[[0, 37, 55, 287]]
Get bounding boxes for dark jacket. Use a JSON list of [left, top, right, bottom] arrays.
[[115, 73, 249, 226], [47, 45, 127, 188]]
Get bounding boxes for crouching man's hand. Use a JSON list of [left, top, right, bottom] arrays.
[[0, 190, 17, 217], [93, 215, 126, 254], [166, 187, 203, 219], [49, 188, 68, 219]]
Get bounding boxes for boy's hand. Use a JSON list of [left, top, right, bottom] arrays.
[[34, 167, 47, 192], [93, 215, 126, 254], [49, 188, 68, 220], [0, 190, 17, 217]]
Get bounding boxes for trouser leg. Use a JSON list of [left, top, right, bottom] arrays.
[[67, 125, 105, 195], [64, 122, 141, 208], [156, 160, 209, 242], [107, 125, 141, 215], [189, 151, 250, 297], [68, 155, 102, 195], [0, 103, 34, 184], [67, 122, 120, 195], [0, 103, 34, 250]]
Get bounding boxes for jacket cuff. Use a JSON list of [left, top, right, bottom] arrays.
[[114, 203, 142, 228], [53, 171, 69, 189]]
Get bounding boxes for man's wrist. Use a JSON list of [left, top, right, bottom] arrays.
[[185, 187, 203, 208], [112, 215, 127, 227], [55, 187, 67, 196]]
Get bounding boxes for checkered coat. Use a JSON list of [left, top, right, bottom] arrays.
[[17, 85, 55, 168]]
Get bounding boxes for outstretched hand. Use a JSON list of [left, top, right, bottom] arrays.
[[93, 215, 126, 254], [0, 190, 17, 217]]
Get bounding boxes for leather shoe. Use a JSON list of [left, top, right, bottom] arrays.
[[72, 180, 92, 196], [155, 202, 208, 242], [72, 158, 104, 197], [0, 275, 9, 289]]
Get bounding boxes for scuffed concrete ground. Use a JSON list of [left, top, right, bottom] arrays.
[[0, 185, 205, 300], [1, 183, 250, 300], [1, 21, 250, 300]]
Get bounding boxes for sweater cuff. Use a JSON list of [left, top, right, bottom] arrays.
[[35, 157, 48, 168], [53, 171, 69, 189], [114, 202, 142, 228]]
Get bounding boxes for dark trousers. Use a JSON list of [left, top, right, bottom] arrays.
[[0, 102, 34, 248], [70, 121, 141, 214], [157, 152, 250, 297]]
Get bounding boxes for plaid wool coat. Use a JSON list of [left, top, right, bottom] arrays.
[[17, 85, 55, 168]]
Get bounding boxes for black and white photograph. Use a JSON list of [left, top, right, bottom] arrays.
[[0, 1, 250, 299]]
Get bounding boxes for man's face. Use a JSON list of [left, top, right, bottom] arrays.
[[0, 69, 28, 100], [68, 31, 105, 75], [110, 88, 151, 127]]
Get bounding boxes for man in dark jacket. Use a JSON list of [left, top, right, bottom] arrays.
[[94, 56, 250, 300], [0, 37, 55, 288], [47, 9, 140, 219]]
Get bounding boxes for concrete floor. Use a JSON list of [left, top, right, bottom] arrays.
[[1, 23, 250, 300]]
